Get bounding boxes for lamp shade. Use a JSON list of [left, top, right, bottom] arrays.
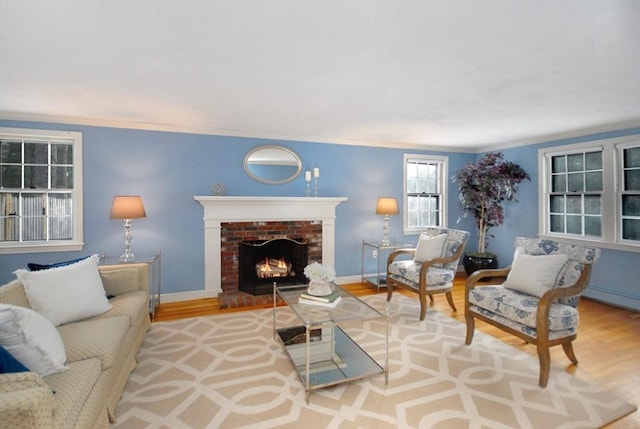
[[110, 196, 147, 219], [375, 197, 399, 215]]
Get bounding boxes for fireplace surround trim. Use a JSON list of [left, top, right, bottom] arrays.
[[194, 196, 348, 295]]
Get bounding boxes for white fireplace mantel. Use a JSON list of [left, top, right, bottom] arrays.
[[194, 196, 348, 295]]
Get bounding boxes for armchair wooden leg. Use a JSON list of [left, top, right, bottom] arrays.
[[386, 282, 394, 302], [445, 291, 457, 312], [562, 341, 578, 365], [464, 314, 475, 345], [418, 292, 427, 321], [537, 345, 551, 388]]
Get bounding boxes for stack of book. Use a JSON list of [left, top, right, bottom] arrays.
[[298, 289, 342, 308]]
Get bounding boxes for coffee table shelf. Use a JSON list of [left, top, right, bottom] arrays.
[[273, 283, 388, 403]]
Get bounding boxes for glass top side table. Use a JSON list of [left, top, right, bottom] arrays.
[[361, 240, 412, 292], [99, 251, 161, 321]]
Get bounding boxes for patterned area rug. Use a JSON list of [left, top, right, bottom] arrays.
[[112, 294, 636, 428]]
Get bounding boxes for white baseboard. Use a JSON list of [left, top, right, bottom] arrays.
[[335, 275, 362, 284]]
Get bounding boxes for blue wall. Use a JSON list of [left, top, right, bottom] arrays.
[[1, 120, 638, 310]]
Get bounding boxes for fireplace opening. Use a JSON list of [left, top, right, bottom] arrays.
[[255, 257, 293, 279], [239, 238, 308, 295]]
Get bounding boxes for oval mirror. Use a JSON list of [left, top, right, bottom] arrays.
[[243, 145, 302, 184]]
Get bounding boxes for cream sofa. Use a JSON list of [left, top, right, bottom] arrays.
[[0, 262, 151, 429]]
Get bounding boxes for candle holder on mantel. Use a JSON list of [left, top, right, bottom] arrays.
[[313, 167, 320, 197], [305, 180, 312, 197]]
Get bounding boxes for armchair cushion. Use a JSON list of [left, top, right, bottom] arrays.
[[468, 285, 579, 333], [413, 233, 448, 263], [502, 247, 570, 297], [388, 261, 455, 288]]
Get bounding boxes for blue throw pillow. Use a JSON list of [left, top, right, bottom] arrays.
[[0, 344, 29, 374], [28, 256, 89, 271]]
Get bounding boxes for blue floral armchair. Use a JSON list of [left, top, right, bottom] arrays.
[[464, 237, 601, 387], [386, 227, 469, 321]]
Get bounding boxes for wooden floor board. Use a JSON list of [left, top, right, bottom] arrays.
[[154, 276, 639, 428]]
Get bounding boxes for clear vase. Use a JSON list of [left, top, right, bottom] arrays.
[[307, 280, 332, 296]]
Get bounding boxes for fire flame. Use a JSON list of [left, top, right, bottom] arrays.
[[255, 257, 293, 278]]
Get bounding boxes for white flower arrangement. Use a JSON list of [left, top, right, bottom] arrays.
[[303, 262, 336, 283]]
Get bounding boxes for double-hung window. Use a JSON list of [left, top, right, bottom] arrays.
[[620, 143, 640, 242], [0, 128, 84, 254], [539, 135, 640, 251], [403, 154, 447, 234]]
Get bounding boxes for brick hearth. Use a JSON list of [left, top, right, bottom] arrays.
[[218, 290, 279, 309]]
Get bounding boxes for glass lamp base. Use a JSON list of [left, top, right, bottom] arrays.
[[119, 252, 135, 263]]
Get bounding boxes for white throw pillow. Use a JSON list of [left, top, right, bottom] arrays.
[[413, 233, 448, 263], [0, 303, 68, 376], [502, 247, 570, 297], [15, 254, 112, 326]]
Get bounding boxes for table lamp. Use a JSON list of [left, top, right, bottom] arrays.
[[110, 196, 146, 262], [376, 197, 399, 247]]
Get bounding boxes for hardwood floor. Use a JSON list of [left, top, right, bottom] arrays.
[[154, 276, 639, 428]]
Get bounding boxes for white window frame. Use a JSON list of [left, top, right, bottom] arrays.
[[403, 154, 448, 235], [538, 135, 640, 252], [618, 140, 640, 245], [0, 127, 84, 254]]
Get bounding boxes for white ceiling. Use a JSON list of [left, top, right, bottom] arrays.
[[1, 0, 639, 151]]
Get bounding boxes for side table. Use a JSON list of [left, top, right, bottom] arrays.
[[361, 240, 410, 292], [99, 251, 161, 321]]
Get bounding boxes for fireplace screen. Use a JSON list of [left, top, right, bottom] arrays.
[[239, 238, 308, 295]]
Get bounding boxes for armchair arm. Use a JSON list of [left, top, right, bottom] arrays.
[[464, 267, 511, 312], [536, 264, 592, 337], [416, 242, 468, 290], [466, 267, 511, 290], [386, 248, 416, 267], [0, 372, 55, 428]]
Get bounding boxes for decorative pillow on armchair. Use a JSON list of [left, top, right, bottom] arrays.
[[502, 247, 570, 297], [15, 254, 112, 326], [413, 233, 448, 263]]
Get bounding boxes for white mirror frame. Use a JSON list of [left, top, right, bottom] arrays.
[[243, 145, 302, 184]]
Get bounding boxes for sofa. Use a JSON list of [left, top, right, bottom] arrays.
[[0, 256, 151, 429]]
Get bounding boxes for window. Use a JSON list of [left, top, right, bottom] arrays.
[[0, 128, 84, 254], [539, 136, 640, 251], [621, 145, 640, 241], [403, 154, 447, 233]]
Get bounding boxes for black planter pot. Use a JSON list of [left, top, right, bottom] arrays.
[[463, 253, 499, 276]]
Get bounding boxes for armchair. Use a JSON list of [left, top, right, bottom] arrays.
[[464, 237, 601, 387], [386, 227, 469, 321]]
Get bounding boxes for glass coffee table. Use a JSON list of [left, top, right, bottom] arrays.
[[273, 283, 389, 403]]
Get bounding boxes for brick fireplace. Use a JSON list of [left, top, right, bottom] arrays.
[[194, 196, 348, 308], [223, 220, 321, 294]]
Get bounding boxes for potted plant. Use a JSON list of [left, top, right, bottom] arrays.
[[452, 151, 530, 275]]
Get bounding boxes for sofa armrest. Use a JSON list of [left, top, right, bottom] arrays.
[[0, 372, 55, 429], [99, 263, 150, 295]]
